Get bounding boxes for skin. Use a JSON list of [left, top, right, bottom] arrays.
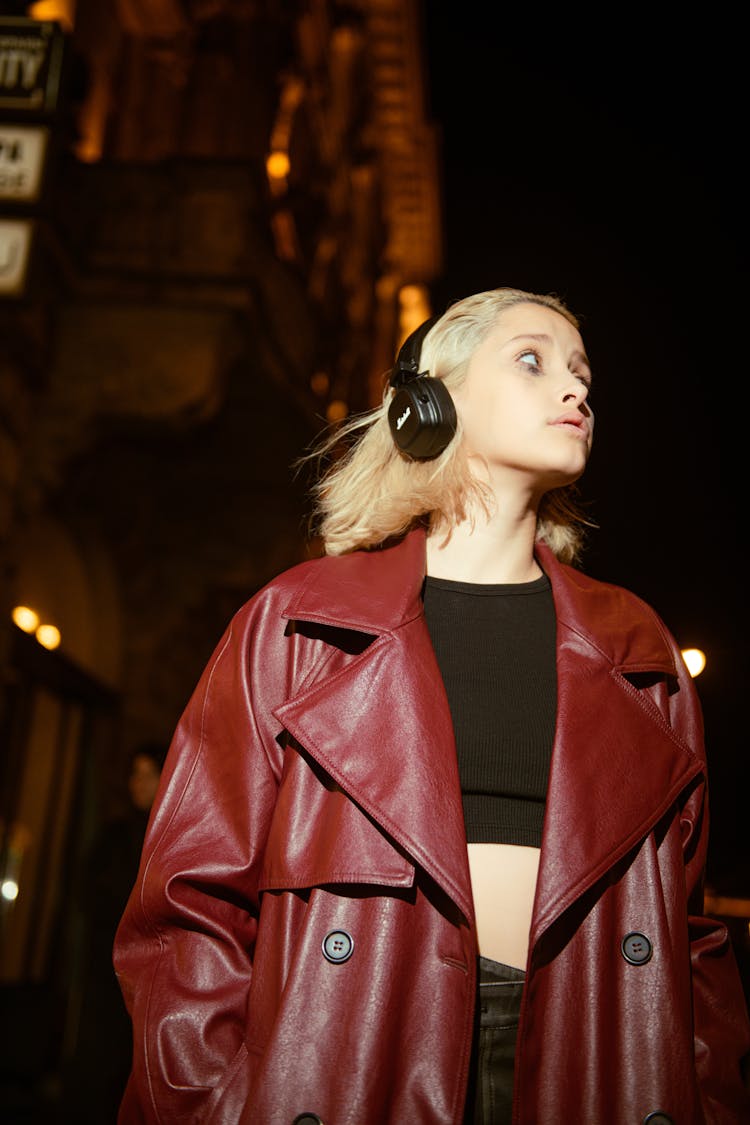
[[426, 302, 594, 968]]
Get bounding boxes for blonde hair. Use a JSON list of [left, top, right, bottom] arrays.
[[308, 287, 592, 563]]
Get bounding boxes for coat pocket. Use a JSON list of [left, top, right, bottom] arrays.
[[258, 739, 415, 892], [203, 1041, 253, 1125]]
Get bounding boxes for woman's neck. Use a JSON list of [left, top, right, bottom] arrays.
[[426, 503, 541, 584]]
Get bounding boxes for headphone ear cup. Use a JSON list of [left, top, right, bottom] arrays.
[[388, 377, 457, 460]]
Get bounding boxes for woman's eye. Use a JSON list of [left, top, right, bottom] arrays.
[[518, 350, 541, 371]]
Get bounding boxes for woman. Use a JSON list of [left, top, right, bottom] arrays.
[[114, 287, 750, 1124]]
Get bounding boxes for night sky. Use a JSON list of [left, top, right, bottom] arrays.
[[423, 11, 747, 885]]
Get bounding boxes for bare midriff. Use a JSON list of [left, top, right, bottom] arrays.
[[467, 842, 541, 970]]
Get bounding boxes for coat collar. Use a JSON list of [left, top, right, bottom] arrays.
[[535, 540, 678, 678], [277, 528, 703, 940], [281, 527, 428, 636], [283, 527, 679, 677]]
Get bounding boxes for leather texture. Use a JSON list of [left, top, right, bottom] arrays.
[[114, 529, 750, 1124]]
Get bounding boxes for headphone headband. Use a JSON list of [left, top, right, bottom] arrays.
[[389, 317, 441, 388]]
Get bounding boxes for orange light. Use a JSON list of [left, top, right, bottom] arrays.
[[326, 400, 348, 423], [310, 372, 330, 396], [36, 624, 61, 651], [266, 151, 291, 180], [398, 284, 432, 345], [12, 606, 39, 633], [28, 1, 75, 31]]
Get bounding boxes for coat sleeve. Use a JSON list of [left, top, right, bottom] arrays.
[[113, 601, 283, 1125], [666, 644, 750, 1121]]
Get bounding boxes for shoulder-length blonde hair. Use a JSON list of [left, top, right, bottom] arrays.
[[309, 287, 592, 563]]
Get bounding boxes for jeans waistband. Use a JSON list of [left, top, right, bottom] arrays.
[[477, 955, 526, 985]]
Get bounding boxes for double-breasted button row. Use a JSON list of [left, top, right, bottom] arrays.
[[294, 933, 348, 1123], [623, 935, 668, 1123], [621, 931, 653, 965], [292, 1099, 671, 1125], [313, 928, 664, 1125], [321, 929, 354, 964]]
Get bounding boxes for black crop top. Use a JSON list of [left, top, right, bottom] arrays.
[[422, 573, 557, 847]]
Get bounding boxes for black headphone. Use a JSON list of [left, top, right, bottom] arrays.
[[387, 317, 457, 460]]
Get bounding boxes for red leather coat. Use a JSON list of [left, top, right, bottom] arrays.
[[114, 529, 750, 1124]]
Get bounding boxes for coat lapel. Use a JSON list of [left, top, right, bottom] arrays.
[[530, 546, 705, 944], [274, 530, 473, 922]]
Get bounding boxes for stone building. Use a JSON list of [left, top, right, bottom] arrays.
[[0, 1, 442, 1113]]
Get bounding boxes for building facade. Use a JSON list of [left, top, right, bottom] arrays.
[[0, 1, 442, 1114]]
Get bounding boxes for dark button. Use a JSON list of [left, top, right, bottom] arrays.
[[292, 1116, 325, 1125], [642, 1113, 674, 1125], [621, 931, 653, 965], [321, 929, 354, 964]]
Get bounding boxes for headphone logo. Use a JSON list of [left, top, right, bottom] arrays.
[[395, 405, 411, 431]]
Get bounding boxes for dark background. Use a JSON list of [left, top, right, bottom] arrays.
[[424, 10, 746, 887]]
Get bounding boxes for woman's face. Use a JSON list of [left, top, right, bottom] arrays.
[[128, 753, 162, 811], [453, 302, 593, 496]]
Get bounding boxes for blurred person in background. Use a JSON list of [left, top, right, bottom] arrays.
[[114, 288, 749, 1123], [65, 745, 164, 1123]]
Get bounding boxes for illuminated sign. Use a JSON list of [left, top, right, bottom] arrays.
[[0, 124, 49, 201], [0, 217, 33, 296], [0, 17, 65, 113]]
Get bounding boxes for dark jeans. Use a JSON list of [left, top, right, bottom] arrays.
[[463, 956, 525, 1125]]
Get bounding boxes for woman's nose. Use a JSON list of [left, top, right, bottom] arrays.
[[561, 378, 590, 409]]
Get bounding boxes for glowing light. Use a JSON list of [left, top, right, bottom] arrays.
[[681, 648, 706, 678], [266, 151, 291, 180], [399, 284, 427, 309], [36, 624, 61, 650], [326, 400, 349, 423], [28, 1, 75, 31], [310, 372, 330, 396], [1, 880, 19, 902], [12, 606, 39, 633], [398, 284, 431, 344]]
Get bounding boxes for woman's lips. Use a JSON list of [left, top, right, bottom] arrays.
[[550, 413, 590, 439]]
